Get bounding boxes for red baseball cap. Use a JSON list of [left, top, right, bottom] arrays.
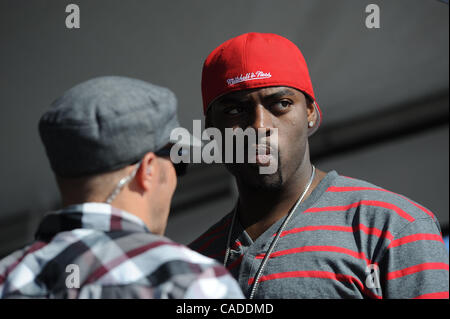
[[201, 32, 322, 135]]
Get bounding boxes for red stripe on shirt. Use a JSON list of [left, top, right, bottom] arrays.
[[227, 254, 243, 271], [304, 200, 415, 223], [209, 241, 242, 259], [387, 262, 449, 280], [278, 224, 394, 242], [230, 241, 242, 250], [388, 233, 444, 249], [255, 245, 375, 266], [326, 186, 435, 220], [197, 232, 228, 253], [248, 270, 382, 299], [327, 186, 383, 192], [412, 291, 449, 299], [190, 216, 232, 247]]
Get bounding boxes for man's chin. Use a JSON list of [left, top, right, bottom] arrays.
[[225, 163, 283, 191]]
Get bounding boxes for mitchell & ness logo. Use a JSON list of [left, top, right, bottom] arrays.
[[226, 71, 272, 86]]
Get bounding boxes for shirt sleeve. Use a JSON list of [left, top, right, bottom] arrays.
[[380, 217, 449, 299]]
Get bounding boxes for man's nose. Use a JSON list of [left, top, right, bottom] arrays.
[[249, 104, 273, 137]]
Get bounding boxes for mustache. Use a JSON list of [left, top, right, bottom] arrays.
[[250, 143, 277, 155], [249, 134, 278, 154]]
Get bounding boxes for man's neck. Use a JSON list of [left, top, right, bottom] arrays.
[[61, 194, 157, 234], [236, 163, 326, 241]]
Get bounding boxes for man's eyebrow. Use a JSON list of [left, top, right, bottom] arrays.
[[263, 89, 296, 101], [217, 95, 250, 106], [215, 89, 297, 107]]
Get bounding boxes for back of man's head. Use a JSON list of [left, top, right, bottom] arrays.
[[39, 76, 179, 178], [39, 76, 182, 233]]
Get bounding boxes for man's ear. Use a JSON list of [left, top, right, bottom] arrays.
[[306, 97, 318, 124], [136, 152, 157, 190]]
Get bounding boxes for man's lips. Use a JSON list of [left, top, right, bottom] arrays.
[[249, 144, 277, 166], [254, 144, 271, 154]]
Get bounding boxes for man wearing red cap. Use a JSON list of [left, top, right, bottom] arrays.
[[189, 33, 449, 299]]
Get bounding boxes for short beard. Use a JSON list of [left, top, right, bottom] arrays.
[[225, 152, 284, 191]]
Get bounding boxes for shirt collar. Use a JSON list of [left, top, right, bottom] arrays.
[[35, 202, 151, 241]]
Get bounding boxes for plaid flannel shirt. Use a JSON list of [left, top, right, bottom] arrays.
[[0, 203, 244, 299]]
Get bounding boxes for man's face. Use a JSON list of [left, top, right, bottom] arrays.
[[207, 86, 315, 190]]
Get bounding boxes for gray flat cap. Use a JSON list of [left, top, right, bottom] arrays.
[[39, 76, 180, 177]]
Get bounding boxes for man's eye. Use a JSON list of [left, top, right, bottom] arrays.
[[225, 107, 244, 115], [273, 100, 292, 110]]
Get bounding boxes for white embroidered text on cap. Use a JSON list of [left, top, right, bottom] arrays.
[[226, 71, 271, 86]]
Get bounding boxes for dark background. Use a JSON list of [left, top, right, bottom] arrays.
[[0, 0, 448, 256]]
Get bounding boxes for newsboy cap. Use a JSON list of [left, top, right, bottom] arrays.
[[39, 76, 181, 177]]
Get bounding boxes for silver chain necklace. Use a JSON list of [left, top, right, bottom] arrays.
[[223, 165, 316, 299]]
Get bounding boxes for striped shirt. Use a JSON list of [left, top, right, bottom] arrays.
[[189, 171, 449, 299], [0, 203, 244, 299]]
